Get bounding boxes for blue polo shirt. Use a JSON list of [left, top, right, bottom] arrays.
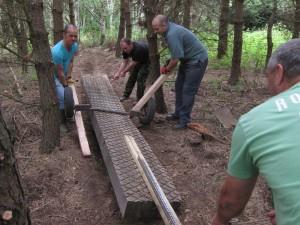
[[164, 22, 207, 62], [51, 40, 78, 78]]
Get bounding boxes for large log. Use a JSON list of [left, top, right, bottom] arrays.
[[82, 74, 181, 220], [0, 102, 31, 225]]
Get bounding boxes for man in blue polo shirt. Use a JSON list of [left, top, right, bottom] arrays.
[[51, 24, 78, 129], [152, 15, 208, 129]]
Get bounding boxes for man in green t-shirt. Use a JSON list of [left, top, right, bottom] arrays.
[[212, 39, 300, 225]]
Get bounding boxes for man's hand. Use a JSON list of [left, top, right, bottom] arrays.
[[66, 77, 76, 84], [212, 215, 231, 225], [160, 66, 170, 74], [267, 210, 277, 225], [112, 74, 120, 80], [120, 71, 126, 77]]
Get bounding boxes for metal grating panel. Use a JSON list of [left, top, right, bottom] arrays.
[[81, 74, 181, 220]]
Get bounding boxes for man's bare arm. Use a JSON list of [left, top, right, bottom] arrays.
[[212, 175, 257, 225], [56, 64, 67, 86], [67, 58, 74, 79], [166, 58, 179, 71], [113, 59, 129, 79], [122, 60, 138, 75]]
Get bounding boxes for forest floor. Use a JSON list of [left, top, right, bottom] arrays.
[[1, 46, 273, 225]]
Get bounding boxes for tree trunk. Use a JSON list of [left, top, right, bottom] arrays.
[[115, 0, 126, 57], [24, 0, 60, 152], [4, 0, 29, 73], [265, 0, 277, 68], [0, 102, 31, 225], [170, 0, 182, 24], [69, 0, 75, 25], [0, 8, 11, 45], [217, 0, 230, 59], [52, 0, 64, 45], [99, 17, 106, 45], [124, 0, 132, 39], [229, 0, 244, 85], [183, 0, 192, 28], [292, 0, 300, 38], [144, 0, 167, 113]]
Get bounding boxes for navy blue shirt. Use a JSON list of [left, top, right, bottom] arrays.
[[122, 41, 149, 64], [164, 22, 208, 62]]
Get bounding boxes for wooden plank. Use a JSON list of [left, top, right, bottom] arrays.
[[131, 74, 168, 114], [124, 135, 182, 225], [70, 84, 91, 157]]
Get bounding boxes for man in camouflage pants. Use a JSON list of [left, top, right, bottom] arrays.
[[113, 38, 149, 102]]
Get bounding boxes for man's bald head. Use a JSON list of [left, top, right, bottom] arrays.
[[63, 24, 78, 47], [152, 15, 169, 34]]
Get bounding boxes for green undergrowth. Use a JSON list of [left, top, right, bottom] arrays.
[[202, 28, 291, 71]]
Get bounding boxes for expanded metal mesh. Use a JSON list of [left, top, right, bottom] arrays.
[[81, 74, 181, 216]]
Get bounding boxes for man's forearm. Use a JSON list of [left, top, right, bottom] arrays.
[[67, 61, 73, 78], [116, 60, 128, 75], [58, 72, 67, 86], [212, 176, 257, 225], [214, 199, 244, 224], [166, 58, 178, 71], [123, 61, 137, 73]]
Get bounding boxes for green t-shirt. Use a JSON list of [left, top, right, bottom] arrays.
[[228, 83, 300, 225]]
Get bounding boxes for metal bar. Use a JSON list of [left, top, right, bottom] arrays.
[[125, 135, 182, 225], [74, 104, 128, 115]]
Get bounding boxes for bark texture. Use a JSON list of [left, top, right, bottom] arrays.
[[4, 0, 28, 73], [217, 0, 230, 59], [115, 0, 126, 57], [0, 102, 31, 225], [69, 0, 75, 25], [52, 0, 64, 44], [183, 0, 192, 28], [292, 0, 300, 38], [24, 0, 60, 152], [144, 1, 167, 113], [125, 0, 132, 39], [229, 0, 244, 85], [265, 0, 277, 68]]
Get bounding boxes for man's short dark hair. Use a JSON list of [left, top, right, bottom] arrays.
[[120, 38, 132, 45], [267, 39, 300, 80], [64, 24, 77, 33]]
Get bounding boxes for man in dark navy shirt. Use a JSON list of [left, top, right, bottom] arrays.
[[113, 38, 149, 102]]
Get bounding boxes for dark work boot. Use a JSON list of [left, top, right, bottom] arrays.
[[60, 110, 68, 134], [119, 96, 129, 102], [166, 113, 179, 121]]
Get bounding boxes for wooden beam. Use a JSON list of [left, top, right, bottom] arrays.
[[124, 135, 182, 225], [70, 84, 91, 157], [131, 74, 168, 115]]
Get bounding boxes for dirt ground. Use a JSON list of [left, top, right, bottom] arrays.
[[1, 47, 273, 225]]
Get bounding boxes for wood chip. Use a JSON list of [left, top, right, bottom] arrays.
[[2, 210, 13, 221]]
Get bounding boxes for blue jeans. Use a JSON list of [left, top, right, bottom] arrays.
[[55, 78, 65, 110], [174, 59, 208, 125]]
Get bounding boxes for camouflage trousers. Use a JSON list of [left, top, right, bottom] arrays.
[[123, 63, 149, 101]]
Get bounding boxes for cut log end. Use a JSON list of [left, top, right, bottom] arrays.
[[2, 210, 13, 221]]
